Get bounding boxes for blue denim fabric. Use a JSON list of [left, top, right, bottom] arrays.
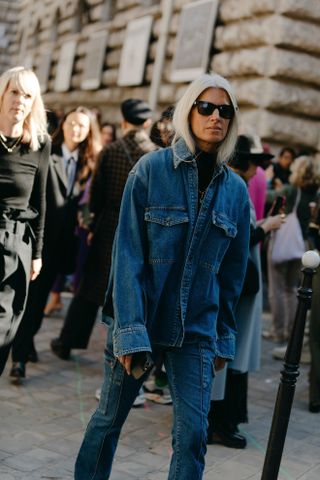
[[75, 334, 215, 480], [103, 138, 250, 360]]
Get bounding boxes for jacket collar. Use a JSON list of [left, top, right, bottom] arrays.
[[172, 137, 228, 178], [172, 138, 194, 169]]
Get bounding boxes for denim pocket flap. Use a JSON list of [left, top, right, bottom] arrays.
[[212, 211, 237, 238], [144, 208, 189, 227]]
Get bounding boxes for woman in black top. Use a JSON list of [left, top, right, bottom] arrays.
[[8, 106, 101, 381], [0, 66, 50, 374]]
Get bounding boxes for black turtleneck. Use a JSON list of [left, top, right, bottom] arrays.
[[196, 150, 218, 202], [0, 136, 51, 257]]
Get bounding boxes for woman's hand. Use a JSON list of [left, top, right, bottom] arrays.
[[265, 164, 274, 181], [260, 214, 285, 233], [214, 356, 226, 372], [87, 231, 94, 245], [274, 178, 284, 190], [119, 354, 133, 375], [30, 258, 42, 281]]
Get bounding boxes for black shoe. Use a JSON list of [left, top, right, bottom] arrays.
[[309, 402, 320, 413], [208, 429, 247, 449], [9, 362, 26, 382], [50, 338, 71, 360]]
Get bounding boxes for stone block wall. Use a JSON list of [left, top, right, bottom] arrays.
[[214, 0, 320, 152], [10, 0, 320, 153], [0, 0, 19, 74]]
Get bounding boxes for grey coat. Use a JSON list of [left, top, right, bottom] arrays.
[[212, 201, 262, 399]]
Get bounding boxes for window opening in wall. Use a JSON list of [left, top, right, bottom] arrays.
[[102, 0, 116, 22], [74, 0, 91, 33], [0, 23, 8, 49], [51, 9, 61, 42], [139, 0, 158, 6], [32, 20, 40, 50]]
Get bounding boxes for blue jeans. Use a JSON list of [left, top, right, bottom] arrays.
[[75, 338, 215, 480]]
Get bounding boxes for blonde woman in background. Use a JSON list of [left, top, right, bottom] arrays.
[[265, 156, 320, 347]]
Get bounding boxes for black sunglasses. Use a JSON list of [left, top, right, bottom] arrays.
[[193, 100, 234, 119]]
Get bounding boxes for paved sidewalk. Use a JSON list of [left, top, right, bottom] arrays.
[[0, 301, 319, 480]]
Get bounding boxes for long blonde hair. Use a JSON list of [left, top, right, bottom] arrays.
[[172, 73, 239, 165], [0, 66, 48, 151], [290, 156, 320, 189]]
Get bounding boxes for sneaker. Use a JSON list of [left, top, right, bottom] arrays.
[[132, 388, 146, 407], [95, 388, 101, 401], [262, 330, 286, 343], [300, 348, 311, 364], [272, 345, 311, 363], [272, 345, 287, 360], [143, 378, 172, 405]]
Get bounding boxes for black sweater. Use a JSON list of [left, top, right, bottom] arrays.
[[0, 136, 51, 258]]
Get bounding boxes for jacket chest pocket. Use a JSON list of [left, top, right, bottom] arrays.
[[200, 211, 237, 273], [144, 208, 189, 264]]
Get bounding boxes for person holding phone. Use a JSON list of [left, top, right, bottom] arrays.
[[75, 73, 251, 480]]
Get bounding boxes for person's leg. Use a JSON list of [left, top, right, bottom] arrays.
[[44, 274, 65, 316], [267, 256, 287, 341], [11, 261, 57, 364], [75, 339, 145, 479], [283, 259, 300, 338], [59, 294, 99, 349], [164, 340, 215, 480], [207, 369, 247, 449], [0, 343, 12, 376], [51, 294, 99, 360], [224, 369, 248, 426], [0, 227, 32, 374]]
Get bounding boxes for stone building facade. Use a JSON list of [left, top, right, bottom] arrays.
[[10, 0, 320, 153], [0, 0, 19, 73]]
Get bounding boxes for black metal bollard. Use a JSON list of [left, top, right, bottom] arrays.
[[261, 251, 320, 480]]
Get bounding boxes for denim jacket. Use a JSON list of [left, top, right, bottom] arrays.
[[103, 138, 250, 360]]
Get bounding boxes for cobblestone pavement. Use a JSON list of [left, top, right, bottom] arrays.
[[0, 298, 319, 480]]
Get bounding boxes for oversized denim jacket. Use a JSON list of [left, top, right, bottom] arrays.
[[103, 138, 250, 360]]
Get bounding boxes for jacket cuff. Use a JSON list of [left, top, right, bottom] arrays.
[[215, 333, 236, 360], [113, 325, 151, 357]]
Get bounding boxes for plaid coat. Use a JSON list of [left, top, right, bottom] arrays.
[[79, 128, 156, 305]]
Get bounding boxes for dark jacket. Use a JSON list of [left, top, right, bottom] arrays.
[[79, 128, 156, 305], [43, 145, 82, 273]]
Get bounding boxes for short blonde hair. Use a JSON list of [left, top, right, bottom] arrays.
[[172, 72, 239, 165], [0, 66, 48, 151], [289, 156, 320, 189]]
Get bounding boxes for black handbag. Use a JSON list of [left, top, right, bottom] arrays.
[[241, 258, 260, 296]]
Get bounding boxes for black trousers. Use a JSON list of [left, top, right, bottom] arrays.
[[0, 219, 32, 373], [58, 293, 99, 349], [208, 369, 248, 434], [0, 343, 11, 375], [11, 256, 58, 362]]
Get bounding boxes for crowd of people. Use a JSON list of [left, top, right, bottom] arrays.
[[0, 65, 320, 480]]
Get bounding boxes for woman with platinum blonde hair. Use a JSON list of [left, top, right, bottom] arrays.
[[172, 72, 239, 164], [75, 72, 250, 480], [0, 66, 50, 375], [0, 66, 48, 151]]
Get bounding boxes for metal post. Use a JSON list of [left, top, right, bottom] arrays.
[[261, 251, 320, 480]]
